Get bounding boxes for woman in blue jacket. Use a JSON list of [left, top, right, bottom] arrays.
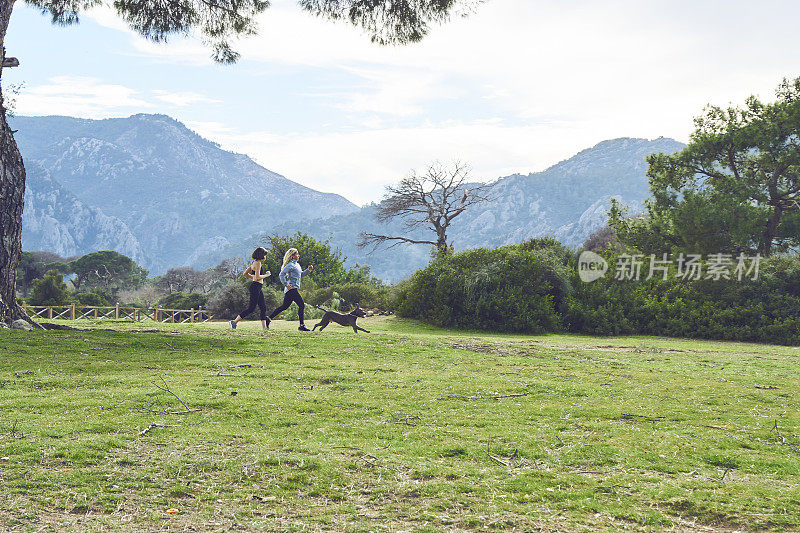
[[267, 248, 313, 331]]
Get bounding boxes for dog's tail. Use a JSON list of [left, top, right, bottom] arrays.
[[312, 304, 331, 313]]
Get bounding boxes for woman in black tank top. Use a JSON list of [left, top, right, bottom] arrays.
[[230, 247, 271, 330]]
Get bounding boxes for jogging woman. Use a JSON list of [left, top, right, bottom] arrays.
[[267, 248, 313, 331], [230, 247, 271, 330]]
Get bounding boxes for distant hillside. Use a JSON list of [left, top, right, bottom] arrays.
[[197, 137, 685, 281], [22, 160, 147, 265], [13, 114, 359, 273]]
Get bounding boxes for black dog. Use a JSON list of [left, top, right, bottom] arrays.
[[312, 305, 370, 333]]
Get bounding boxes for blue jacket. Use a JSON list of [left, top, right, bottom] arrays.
[[279, 259, 311, 292]]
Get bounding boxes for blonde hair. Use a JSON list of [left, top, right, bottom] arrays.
[[282, 248, 299, 268]]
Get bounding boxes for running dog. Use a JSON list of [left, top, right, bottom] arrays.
[[312, 305, 370, 333]]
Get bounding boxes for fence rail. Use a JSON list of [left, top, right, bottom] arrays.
[[24, 304, 214, 324]]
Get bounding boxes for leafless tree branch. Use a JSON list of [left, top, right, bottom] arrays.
[[360, 160, 494, 257]]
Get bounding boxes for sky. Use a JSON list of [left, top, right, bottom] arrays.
[[6, 0, 800, 205]]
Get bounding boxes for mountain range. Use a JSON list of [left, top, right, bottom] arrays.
[[195, 137, 686, 280], [13, 114, 358, 273], [13, 113, 685, 281]]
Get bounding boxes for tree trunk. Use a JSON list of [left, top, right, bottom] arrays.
[[0, 0, 27, 323], [435, 226, 448, 258], [760, 205, 782, 256]]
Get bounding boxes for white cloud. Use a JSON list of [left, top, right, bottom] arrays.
[[16, 76, 221, 118], [152, 90, 221, 107], [79, 0, 799, 134], [55, 0, 800, 206], [16, 76, 154, 117]]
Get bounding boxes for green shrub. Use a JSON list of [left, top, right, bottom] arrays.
[[74, 291, 111, 306], [306, 283, 389, 311], [396, 243, 570, 333], [159, 291, 209, 310], [277, 302, 324, 322], [330, 283, 387, 310], [28, 270, 73, 306], [207, 282, 246, 319], [565, 252, 800, 345], [305, 288, 341, 310], [393, 241, 800, 345]]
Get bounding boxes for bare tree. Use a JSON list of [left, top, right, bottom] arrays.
[[582, 224, 623, 252], [118, 285, 163, 308], [358, 161, 492, 258], [213, 256, 248, 281], [155, 266, 211, 294]]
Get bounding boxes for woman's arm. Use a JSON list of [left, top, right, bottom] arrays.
[[279, 264, 290, 287], [242, 261, 256, 280]]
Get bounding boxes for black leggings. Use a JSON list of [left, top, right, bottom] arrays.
[[239, 282, 267, 321], [269, 288, 305, 323]]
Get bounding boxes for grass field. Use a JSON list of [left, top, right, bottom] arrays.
[[1, 316, 799, 531]]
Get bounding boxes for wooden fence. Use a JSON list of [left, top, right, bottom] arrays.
[[24, 304, 214, 324]]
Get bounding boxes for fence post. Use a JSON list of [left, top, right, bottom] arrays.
[[115, 303, 119, 319], [171, 311, 175, 323], [70, 303, 75, 320], [190, 308, 195, 324], [48, 306, 53, 319], [94, 307, 98, 319], [154, 307, 159, 322]]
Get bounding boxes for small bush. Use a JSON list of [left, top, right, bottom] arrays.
[[28, 270, 72, 306], [396, 243, 570, 333], [278, 302, 324, 323], [392, 240, 800, 345], [74, 292, 111, 306], [334, 283, 388, 310], [305, 289, 343, 310], [564, 252, 800, 345], [118, 285, 163, 308], [387, 279, 412, 312], [159, 291, 209, 310], [207, 281, 248, 319], [306, 283, 389, 311]]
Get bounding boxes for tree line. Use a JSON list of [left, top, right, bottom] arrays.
[[16, 232, 386, 319]]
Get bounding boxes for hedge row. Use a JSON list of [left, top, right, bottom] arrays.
[[394, 240, 800, 345]]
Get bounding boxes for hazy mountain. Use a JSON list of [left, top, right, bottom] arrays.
[[22, 161, 147, 265], [196, 137, 685, 281], [454, 137, 687, 247], [14, 112, 684, 281], [13, 114, 359, 273]]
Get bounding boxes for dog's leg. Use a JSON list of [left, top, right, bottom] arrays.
[[356, 325, 370, 333], [313, 314, 328, 331]]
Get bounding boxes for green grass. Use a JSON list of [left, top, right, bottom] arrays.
[[1, 316, 799, 531]]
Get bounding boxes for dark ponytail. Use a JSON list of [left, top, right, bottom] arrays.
[[251, 247, 268, 261]]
